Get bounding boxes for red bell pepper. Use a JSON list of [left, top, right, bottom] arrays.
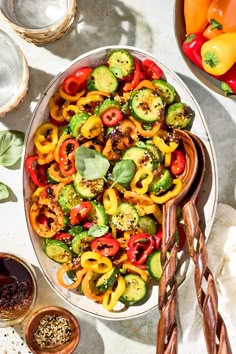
[[170, 150, 186, 175], [70, 201, 92, 225], [154, 229, 162, 250], [59, 138, 79, 176], [141, 59, 163, 80], [102, 108, 123, 126], [62, 68, 92, 95], [25, 156, 47, 187], [123, 58, 141, 92], [127, 233, 154, 265], [91, 236, 120, 257], [182, 33, 207, 70], [53, 232, 73, 242], [74, 67, 92, 89]]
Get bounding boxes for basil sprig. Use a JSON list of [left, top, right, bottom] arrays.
[[110, 159, 136, 188], [0, 130, 24, 202]]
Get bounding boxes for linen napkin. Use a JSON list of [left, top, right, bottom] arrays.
[[177, 203, 236, 353]]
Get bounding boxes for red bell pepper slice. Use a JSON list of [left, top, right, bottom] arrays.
[[141, 59, 163, 80], [74, 67, 92, 88], [127, 233, 155, 265], [123, 58, 141, 92], [91, 236, 120, 257], [102, 108, 123, 126], [37, 214, 50, 229], [59, 138, 79, 176], [176, 223, 186, 250], [62, 74, 82, 95], [25, 156, 47, 187], [154, 229, 162, 250], [53, 232, 73, 242], [182, 33, 207, 70], [70, 201, 92, 225], [170, 150, 185, 175]]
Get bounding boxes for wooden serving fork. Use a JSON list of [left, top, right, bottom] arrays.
[[157, 129, 198, 354], [182, 131, 232, 354]]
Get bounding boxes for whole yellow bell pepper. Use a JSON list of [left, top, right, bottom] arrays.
[[201, 32, 236, 75]]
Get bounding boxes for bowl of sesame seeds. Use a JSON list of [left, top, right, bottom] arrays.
[[24, 306, 80, 354]]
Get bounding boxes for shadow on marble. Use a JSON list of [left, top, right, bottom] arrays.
[[178, 74, 236, 208], [2, 67, 54, 132], [43, 0, 153, 60]]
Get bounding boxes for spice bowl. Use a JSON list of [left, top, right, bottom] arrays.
[[0, 253, 37, 327], [0, 0, 77, 45], [0, 29, 29, 118], [25, 306, 80, 354], [174, 0, 236, 99]]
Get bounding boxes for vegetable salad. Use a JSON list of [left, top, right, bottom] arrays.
[[25, 49, 193, 311]]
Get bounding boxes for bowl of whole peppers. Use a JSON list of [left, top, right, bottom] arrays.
[[174, 0, 236, 98]]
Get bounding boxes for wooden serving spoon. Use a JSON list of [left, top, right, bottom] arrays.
[[182, 131, 232, 354], [157, 129, 198, 354]]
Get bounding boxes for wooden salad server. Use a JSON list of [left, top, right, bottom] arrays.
[[182, 131, 232, 354], [157, 129, 198, 354]]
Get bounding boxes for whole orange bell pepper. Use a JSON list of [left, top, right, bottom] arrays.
[[207, 0, 236, 32], [184, 0, 213, 35]]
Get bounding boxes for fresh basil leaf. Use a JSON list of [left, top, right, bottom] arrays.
[[88, 224, 109, 237], [75, 146, 110, 180], [110, 159, 136, 188], [0, 130, 24, 167], [0, 183, 9, 201]]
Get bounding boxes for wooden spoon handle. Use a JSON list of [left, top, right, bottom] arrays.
[[157, 204, 179, 353], [182, 202, 232, 354]]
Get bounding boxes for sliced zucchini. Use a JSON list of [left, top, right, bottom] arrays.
[[94, 99, 121, 117], [87, 201, 108, 225], [108, 49, 134, 78], [71, 231, 94, 256], [44, 239, 72, 264], [165, 102, 193, 129], [120, 274, 147, 304], [74, 171, 104, 199], [152, 79, 176, 104], [111, 202, 139, 231], [58, 184, 82, 214], [138, 215, 157, 235], [69, 112, 90, 138], [145, 140, 165, 165], [122, 146, 154, 170], [148, 168, 173, 195], [87, 65, 118, 93], [96, 267, 119, 292], [46, 167, 59, 183], [147, 250, 170, 280], [130, 88, 164, 123]]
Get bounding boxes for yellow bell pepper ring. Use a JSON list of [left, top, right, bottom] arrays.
[[122, 262, 148, 282], [201, 32, 236, 75], [81, 270, 104, 302], [130, 167, 153, 194], [59, 86, 85, 101], [81, 251, 113, 274], [80, 115, 103, 139], [103, 188, 118, 215], [102, 275, 126, 311], [34, 122, 58, 154], [153, 134, 178, 153], [62, 105, 80, 121], [150, 178, 183, 204], [57, 263, 87, 289], [77, 94, 104, 111], [164, 152, 172, 167], [30, 198, 64, 238]]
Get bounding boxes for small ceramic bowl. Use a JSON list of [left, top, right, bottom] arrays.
[[25, 306, 80, 354], [174, 0, 236, 100], [0, 29, 29, 118], [0, 253, 37, 327], [0, 0, 77, 44]]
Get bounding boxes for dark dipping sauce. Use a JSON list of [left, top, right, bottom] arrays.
[[0, 255, 35, 320]]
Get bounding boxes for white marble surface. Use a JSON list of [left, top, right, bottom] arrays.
[[0, 1, 236, 353]]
